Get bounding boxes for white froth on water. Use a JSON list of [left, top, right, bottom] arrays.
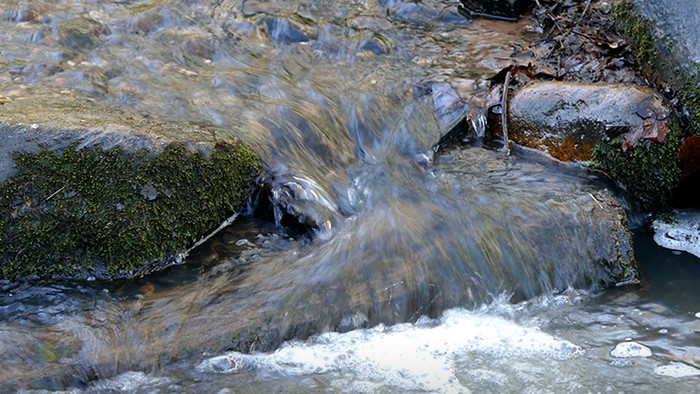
[[610, 341, 653, 358], [653, 362, 700, 378], [83, 372, 171, 393], [197, 307, 584, 392], [653, 210, 700, 258]]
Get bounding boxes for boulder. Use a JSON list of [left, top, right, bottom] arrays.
[[508, 81, 670, 162], [0, 97, 262, 281], [508, 81, 682, 210], [614, 1, 699, 148], [0, 147, 639, 389]]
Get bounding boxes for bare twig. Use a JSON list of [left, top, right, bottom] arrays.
[[588, 193, 604, 209], [501, 70, 511, 156], [45, 185, 66, 202], [575, 0, 593, 27], [185, 212, 239, 255]]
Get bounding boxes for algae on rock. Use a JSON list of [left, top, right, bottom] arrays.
[[0, 142, 261, 281], [587, 1, 699, 211], [0, 98, 262, 281], [592, 124, 682, 211]]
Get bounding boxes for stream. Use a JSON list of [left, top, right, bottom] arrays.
[[0, 0, 699, 392]]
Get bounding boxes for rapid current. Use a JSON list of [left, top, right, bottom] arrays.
[[0, 0, 698, 392]]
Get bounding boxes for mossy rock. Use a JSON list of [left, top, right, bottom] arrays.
[[613, 1, 700, 135], [0, 98, 262, 281], [592, 123, 682, 211], [590, 1, 699, 211]]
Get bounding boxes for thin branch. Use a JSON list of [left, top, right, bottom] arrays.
[[575, 0, 593, 27], [501, 70, 511, 156], [588, 193, 604, 209], [45, 185, 66, 202]]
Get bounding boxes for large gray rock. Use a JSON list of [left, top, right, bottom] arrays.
[[508, 81, 670, 161], [0, 97, 262, 281], [618, 1, 700, 137], [0, 146, 639, 389], [632, 0, 700, 80]]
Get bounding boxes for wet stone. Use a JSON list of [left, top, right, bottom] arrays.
[[56, 17, 110, 50], [0, 97, 262, 281], [508, 82, 670, 161], [263, 18, 308, 45]]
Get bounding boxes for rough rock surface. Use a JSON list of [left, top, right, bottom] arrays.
[[508, 81, 670, 161], [0, 97, 262, 281], [631, 0, 700, 83]]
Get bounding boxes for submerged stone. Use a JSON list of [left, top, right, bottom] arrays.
[[183, 147, 638, 356], [508, 81, 670, 162], [263, 18, 309, 45], [0, 98, 262, 281]]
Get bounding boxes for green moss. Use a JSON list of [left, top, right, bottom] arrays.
[[592, 123, 682, 211], [612, 1, 658, 68], [0, 141, 262, 281], [612, 2, 699, 137], [679, 70, 700, 136]]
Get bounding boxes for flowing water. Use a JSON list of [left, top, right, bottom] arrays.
[[0, 0, 699, 392]]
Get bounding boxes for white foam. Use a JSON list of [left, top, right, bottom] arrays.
[[87, 371, 171, 392], [653, 362, 700, 378], [197, 307, 584, 392], [610, 341, 652, 358], [653, 210, 700, 258]]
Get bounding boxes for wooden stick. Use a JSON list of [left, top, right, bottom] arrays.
[[575, 0, 593, 27], [501, 70, 511, 156]]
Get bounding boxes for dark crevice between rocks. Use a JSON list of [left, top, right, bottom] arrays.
[[249, 174, 320, 235], [458, 0, 533, 22]]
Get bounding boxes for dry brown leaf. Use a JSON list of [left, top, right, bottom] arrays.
[[678, 135, 700, 176]]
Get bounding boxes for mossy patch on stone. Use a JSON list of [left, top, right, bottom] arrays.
[[592, 123, 682, 211], [679, 69, 700, 135], [612, 2, 658, 70], [612, 1, 699, 137], [0, 141, 261, 281]]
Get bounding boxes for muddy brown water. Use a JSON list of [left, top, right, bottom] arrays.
[[0, 0, 699, 391]]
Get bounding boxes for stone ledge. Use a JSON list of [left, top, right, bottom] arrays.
[[0, 97, 262, 281]]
